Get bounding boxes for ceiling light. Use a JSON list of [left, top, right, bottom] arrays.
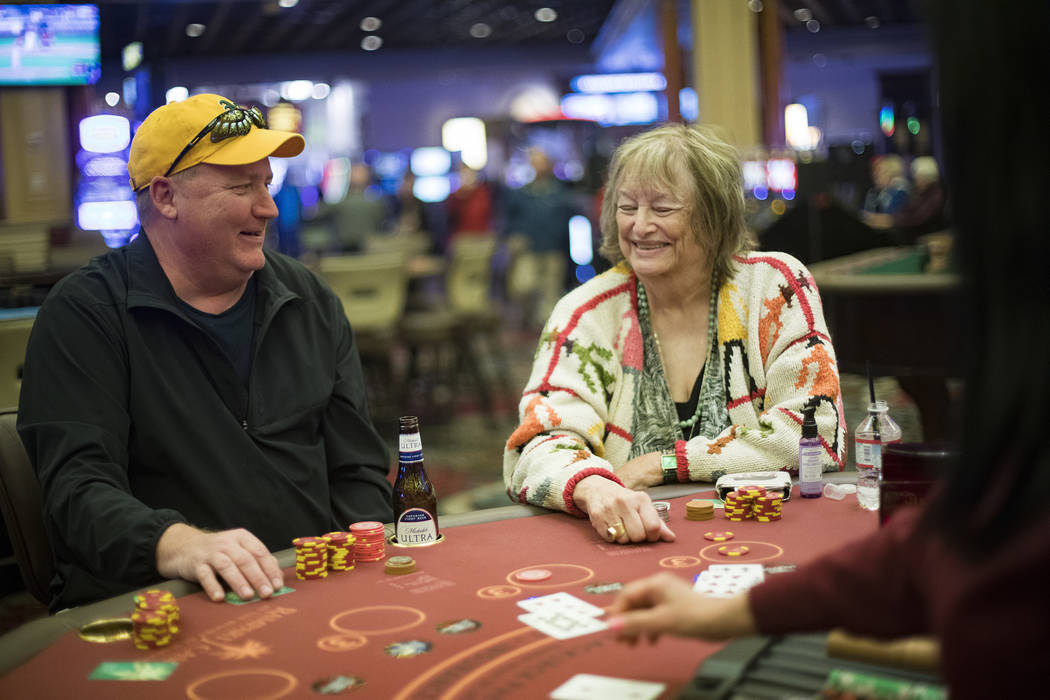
[[360, 16, 381, 32], [747, 0, 764, 12], [566, 28, 585, 44], [534, 8, 557, 22], [104, 92, 120, 107], [185, 23, 205, 38], [865, 15, 881, 28], [278, 0, 298, 7], [806, 20, 820, 32], [793, 8, 812, 21], [469, 23, 491, 39], [361, 35, 382, 51]]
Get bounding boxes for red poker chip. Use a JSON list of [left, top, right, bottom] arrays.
[[704, 531, 735, 542], [514, 568, 552, 582]]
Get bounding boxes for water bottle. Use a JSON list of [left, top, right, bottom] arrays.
[[853, 401, 902, 511]]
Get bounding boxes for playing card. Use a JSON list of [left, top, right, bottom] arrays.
[[224, 585, 295, 605], [550, 673, 665, 700], [517, 591, 605, 617], [694, 564, 765, 598], [518, 609, 608, 640]]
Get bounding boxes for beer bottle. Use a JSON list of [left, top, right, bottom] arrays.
[[393, 416, 440, 545]]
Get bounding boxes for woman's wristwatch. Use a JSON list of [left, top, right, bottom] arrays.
[[661, 451, 679, 484]]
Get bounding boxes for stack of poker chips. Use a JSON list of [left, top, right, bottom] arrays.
[[384, 555, 416, 575], [293, 536, 329, 580], [349, 521, 386, 562], [723, 488, 762, 521], [131, 589, 180, 650], [685, 499, 715, 521], [652, 501, 671, 522], [753, 493, 783, 522], [323, 531, 356, 572]]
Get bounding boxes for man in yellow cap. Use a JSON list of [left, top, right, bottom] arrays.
[[18, 94, 393, 609]]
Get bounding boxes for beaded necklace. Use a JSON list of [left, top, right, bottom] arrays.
[[636, 273, 719, 433]]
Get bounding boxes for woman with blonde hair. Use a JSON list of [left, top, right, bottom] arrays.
[[504, 124, 845, 543]]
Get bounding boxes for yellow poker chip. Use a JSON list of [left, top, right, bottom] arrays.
[[704, 531, 735, 542], [717, 544, 750, 557]]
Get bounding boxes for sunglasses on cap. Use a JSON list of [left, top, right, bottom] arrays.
[[164, 99, 267, 178]]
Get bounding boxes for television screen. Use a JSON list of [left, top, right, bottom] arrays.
[[0, 4, 100, 86]]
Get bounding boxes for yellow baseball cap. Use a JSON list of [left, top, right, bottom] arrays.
[[128, 93, 305, 192]]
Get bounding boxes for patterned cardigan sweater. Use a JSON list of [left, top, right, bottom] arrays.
[[503, 251, 846, 516]]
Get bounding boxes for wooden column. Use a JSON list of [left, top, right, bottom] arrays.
[[0, 88, 72, 223], [691, 0, 761, 147], [661, 0, 683, 123], [758, 0, 784, 147]]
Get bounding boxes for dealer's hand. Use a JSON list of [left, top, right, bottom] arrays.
[[156, 523, 284, 602], [606, 572, 757, 644], [572, 475, 675, 544]]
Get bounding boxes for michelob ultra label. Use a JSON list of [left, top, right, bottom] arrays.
[[399, 432, 423, 462], [395, 508, 438, 545]]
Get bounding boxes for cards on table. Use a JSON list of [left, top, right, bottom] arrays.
[[550, 673, 666, 700], [224, 585, 295, 605], [518, 592, 608, 640], [692, 564, 765, 598]]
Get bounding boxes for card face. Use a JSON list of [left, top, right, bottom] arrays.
[[550, 673, 666, 700], [517, 592, 605, 618], [519, 609, 608, 640], [89, 661, 178, 681], [693, 564, 765, 598]]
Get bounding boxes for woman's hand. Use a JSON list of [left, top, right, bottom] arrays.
[[572, 475, 675, 544], [606, 572, 757, 644], [615, 452, 664, 490]]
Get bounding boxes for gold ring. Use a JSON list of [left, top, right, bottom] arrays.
[[606, 522, 626, 539]]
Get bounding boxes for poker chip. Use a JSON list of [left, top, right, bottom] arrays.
[[685, 500, 715, 521], [514, 568, 552, 582], [293, 536, 330, 580], [131, 589, 180, 650], [324, 531, 356, 572], [349, 521, 387, 562], [704, 531, 735, 542], [651, 502, 671, 523], [384, 556, 417, 576], [718, 544, 750, 557]]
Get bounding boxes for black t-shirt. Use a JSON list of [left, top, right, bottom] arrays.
[[675, 365, 703, 440], [177, 278, 257, 386]]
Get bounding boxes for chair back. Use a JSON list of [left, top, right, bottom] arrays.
[[504, 234, 541, 300], [0, 410, 52, 606], [364, 231, 430, 258], [447, 237, 496, 315], [0, 317, 34, 410], [319, 253, 408, 332]]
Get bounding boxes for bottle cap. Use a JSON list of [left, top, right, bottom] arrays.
[[802, 406, 818, 439]]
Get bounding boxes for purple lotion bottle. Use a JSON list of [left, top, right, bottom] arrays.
[[798, 406, 823, 498]]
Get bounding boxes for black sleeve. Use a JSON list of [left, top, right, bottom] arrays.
[[16, 292, 185, 590], [322, 296, 394, 526]]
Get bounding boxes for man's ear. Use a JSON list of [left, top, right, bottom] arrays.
[[149, 177, 178, 220]]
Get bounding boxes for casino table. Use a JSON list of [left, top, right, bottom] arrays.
[[0, 484, 876, 699], [808, 244, 960, 442]]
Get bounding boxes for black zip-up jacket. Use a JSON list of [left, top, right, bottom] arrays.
[[17, 234, 392, 609]]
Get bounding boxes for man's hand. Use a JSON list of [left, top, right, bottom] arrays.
[[572, 475, 675, 544], [606, 572, 757, 644], [156, 523, 284, 603]]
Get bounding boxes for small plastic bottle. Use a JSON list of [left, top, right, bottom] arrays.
[[798, 406, 823, 498], [853, 400, 902, 510]]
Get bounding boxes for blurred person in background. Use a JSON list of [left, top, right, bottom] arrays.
[[861, 153, 911, 220], [447, 163, 494, 240], [604, 2, 1050, 696], [503, 147, 577, 324], [866, 156, 948, 244], [329, 162, 386, 252], [504, 124, 844, 544]]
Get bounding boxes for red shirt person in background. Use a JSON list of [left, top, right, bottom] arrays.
[[607, 2, 1050, 697], [446, 164, 493, 238]]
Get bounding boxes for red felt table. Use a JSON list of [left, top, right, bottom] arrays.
[[0, 489, 876, 699]]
